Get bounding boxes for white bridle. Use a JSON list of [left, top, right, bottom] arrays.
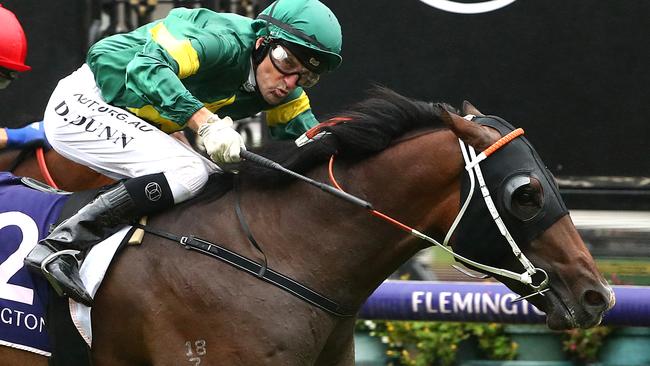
[[409, 115, 550, 302], [323, 114, 551, 302]]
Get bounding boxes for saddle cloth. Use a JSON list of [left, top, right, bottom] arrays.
[[0, 172, 130, 355], [0, 172, 66, 356]]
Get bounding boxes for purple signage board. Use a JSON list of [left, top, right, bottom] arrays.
[[360, 281, 650, 327]]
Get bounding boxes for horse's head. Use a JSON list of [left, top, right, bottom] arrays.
[[442, 102, 615, 330], [237, 87, 614, 329]]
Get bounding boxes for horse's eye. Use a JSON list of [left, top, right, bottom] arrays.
[[503, 175, 544, 221], [513, 186, 538, 206]]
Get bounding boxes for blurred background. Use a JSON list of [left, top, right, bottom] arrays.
[[1, 1, 648, 364]]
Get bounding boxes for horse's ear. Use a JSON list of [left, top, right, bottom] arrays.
[[461, 100, 484, 117], [440, 109, 497, 151]]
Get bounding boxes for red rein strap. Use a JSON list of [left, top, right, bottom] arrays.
[[326, 128, 525, 234], [36, 147, 59, 189]]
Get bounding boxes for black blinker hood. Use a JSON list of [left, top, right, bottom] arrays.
[[453, 116, 569, 267]]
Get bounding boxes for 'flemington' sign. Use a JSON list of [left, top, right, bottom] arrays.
[[360, 281, 650, 327], [360, 281, 546, 324]]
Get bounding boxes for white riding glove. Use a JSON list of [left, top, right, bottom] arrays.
[[197, 115, 246, 165]]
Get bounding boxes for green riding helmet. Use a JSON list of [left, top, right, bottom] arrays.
[[256, 0, 342, 74]]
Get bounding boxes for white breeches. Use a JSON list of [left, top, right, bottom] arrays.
[[43, 64, 220, 203]]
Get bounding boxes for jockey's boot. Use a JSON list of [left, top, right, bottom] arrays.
[[24, 173, 175, 306], [24, 182, 136, 306], [23, 241, 94, 306]]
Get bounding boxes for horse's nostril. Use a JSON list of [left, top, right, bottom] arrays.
[[583, 289, 607, 309]]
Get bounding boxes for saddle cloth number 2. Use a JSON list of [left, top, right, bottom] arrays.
[[0, 211, 38, 305]]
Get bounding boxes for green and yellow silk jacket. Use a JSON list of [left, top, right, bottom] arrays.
[[86, 7, 317, 140]]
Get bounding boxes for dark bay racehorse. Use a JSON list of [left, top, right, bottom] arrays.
[[1, 88, 614, 365]]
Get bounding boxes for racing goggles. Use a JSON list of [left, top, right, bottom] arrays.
[[269, 44, 320, 88]]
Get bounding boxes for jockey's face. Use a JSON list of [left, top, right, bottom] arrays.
[[255, 38, 301, 105]]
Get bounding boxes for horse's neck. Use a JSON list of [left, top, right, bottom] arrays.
[[230, 130, 463, 310]]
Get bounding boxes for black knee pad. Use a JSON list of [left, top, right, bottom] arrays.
[[122, 173, 175, 216]]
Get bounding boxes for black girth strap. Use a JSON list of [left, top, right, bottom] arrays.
[[131, 223, 355, 318], [233, 175, 268, 277]]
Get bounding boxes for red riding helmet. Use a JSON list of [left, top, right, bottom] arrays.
[[0, 5, 30, 72]]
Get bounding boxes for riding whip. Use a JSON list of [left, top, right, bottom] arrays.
[[239, 150, 373, 209]]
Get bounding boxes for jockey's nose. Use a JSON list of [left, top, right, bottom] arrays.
[[284, 74, 300, 89]]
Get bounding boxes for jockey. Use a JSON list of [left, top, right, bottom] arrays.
[[0, 5, 46, 149], [24, 0, 342, 306]]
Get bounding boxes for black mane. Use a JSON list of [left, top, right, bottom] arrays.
[[239, 86, 455, 185]]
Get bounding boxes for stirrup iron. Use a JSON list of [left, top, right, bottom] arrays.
[[40, 249, 81, 275]]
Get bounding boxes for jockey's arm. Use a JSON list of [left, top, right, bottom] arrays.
[[186, 107, 212, 132], [123, 15, 243, 131], [0, 121, 49, 149], [127, 48, 244, 164]]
